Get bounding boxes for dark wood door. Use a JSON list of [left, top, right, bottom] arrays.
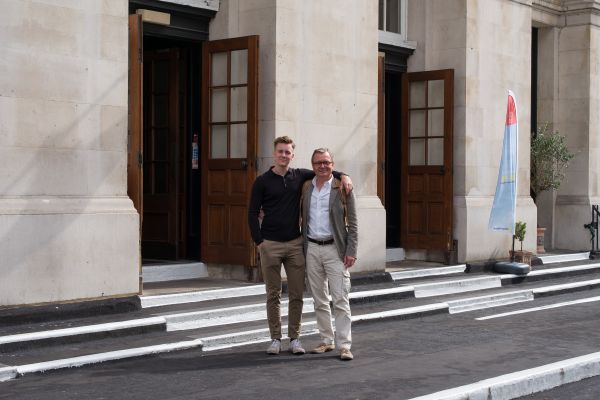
[[128, 14, 143, 217], [201, 36, 259, 265], [142, 49, 188, 259], [377, 53, 385, 206], [401, 69, 454, 251]]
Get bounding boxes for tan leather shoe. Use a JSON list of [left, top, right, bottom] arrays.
[[310, 343, 335, 354], [340, 348, 354, 361]]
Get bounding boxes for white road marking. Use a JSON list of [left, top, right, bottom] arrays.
[[476, 295, 600, 320]]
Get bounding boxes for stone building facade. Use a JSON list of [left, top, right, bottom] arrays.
[[0, 0, 598, 308]]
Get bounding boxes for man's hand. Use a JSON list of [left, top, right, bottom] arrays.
[[341, 175, 353, 194], [344, 256, 356, 268]]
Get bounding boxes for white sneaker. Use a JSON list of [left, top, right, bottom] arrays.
[[290, 338, 305, 355], [266, 339, 281, 355]]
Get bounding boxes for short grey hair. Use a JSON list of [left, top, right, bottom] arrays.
[[311, 148, 334, 163]]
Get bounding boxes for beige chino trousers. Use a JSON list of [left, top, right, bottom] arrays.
[[306, 241, 352, 350], [258, 236, 305, 340]]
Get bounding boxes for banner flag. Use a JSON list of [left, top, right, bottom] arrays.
[[488, 90, 518, 234]]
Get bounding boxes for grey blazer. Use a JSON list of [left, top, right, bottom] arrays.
[[301, 178, 358, 260]]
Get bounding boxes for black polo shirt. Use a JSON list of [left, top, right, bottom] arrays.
[[248, 167, 343, 245]]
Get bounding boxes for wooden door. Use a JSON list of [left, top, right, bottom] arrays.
[[377, 53, 385, 206], [142, 49, 187, 259], [128, 14, 143, 216], [401, 69, 454, 250], [201, 36, 259, 265]]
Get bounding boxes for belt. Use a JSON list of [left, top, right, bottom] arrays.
[[307, 237, 334, 246]]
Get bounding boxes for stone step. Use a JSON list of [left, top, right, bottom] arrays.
[[537, 252, 590, 264], [142, 261, 208, 283], [413, 276, 503, 298], [447, 290, 534, 314], [390, 265, 466, 281]]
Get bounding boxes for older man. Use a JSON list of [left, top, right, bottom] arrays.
[[301, 148, 358, 361]]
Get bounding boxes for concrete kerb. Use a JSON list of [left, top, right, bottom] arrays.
[[390, 265, 467, 280], [14, 338, 205, 377], [406, 350, 600, 400], [0, 317, 167, 352], [532, 279, 600, 297], [140, 285, 266, 308], [0, 366, 18, 382]]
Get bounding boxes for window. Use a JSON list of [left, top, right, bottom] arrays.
[[379, 0, 414, 48]]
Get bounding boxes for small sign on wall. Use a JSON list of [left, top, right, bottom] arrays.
[[192, 134, 199, 169]]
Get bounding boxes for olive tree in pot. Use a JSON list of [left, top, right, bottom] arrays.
[[510, 221, 532, 265], [530, 123, 575, 253]]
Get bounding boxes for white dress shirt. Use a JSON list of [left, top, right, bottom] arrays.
[[307, 176, 333, 240]]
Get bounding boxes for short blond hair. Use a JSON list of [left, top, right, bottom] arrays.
[[273, 136, 295, 149]]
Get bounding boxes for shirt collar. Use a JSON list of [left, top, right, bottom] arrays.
[[312, 175, 333, 188]]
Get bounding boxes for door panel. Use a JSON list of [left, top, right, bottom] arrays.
[[377, 54, 385, 205], [128, 14, 143, 216], [142, 49, 188, 259], [201, 36, 259, 265], [401, 69, 454, 251]]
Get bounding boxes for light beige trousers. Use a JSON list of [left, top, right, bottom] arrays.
[[306, 241, 352, 350]]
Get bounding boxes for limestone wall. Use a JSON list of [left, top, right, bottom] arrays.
[[554, 7, 600, 250], [210, 0, 386, 272], [0, 0, 139, 306], [407, 0, 537, 262]]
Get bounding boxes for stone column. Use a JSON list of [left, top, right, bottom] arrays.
[[553, 1, 600, 250], [0, 1, 140, 306], [535, 26, 560, 249]]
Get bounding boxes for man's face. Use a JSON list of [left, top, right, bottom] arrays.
[[273, 143, 294, 168], [312, 152, 334, 179]]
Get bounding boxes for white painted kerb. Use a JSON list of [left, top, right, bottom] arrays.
[[0, 317, 166, 346], [407, 350, 600, 400]]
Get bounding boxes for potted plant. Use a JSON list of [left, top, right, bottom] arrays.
[[530, 123, 575, 253], [510, 221, 532, 265]]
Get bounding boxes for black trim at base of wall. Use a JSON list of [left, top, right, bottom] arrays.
[[0, 296, 142, 325]]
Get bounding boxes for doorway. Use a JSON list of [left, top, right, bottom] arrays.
[[140, 37, 202, 261]]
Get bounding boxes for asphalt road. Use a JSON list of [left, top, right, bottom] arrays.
[[2, 290, 600, 400]]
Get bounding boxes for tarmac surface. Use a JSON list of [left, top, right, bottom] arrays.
[[2, 288, 600, 400]]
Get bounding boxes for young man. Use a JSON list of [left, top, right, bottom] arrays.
[[248, 136, 352, 355], [301, 148, 358, 361]]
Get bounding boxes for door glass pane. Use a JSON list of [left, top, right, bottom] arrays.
[[155, 128, 168, 161], [231, 86, 247, 121], [154, 60, 169, 93], [410, 110, 426, 137], [154, 95, 168, 127], [211, 52, 228, 86], [230, 124, 247, 158], [231, 49, 248, 85], [155, 163, 167, 193], [211, 125, 227, 159], [428, 79, 444, 108], [428, 138, 444, 165], [428, 109, 444, 137], [211, 88, 228, 123], [410, 81, 425, 108], [410, 138, 425, 165]]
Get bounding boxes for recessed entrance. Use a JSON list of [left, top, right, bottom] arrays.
[[141, 39, 200, 261]]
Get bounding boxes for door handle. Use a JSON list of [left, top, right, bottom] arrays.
[[241, 159, 248, 169]]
